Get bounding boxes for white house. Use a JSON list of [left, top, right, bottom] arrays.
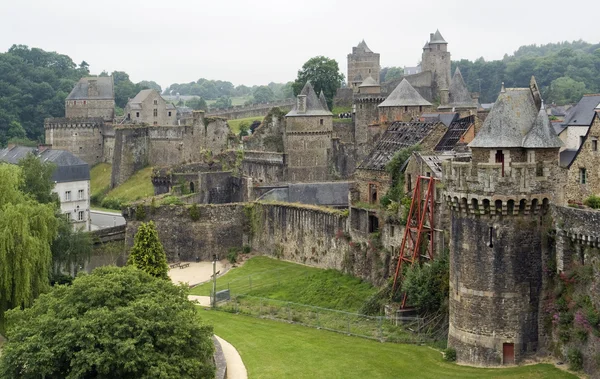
[[0, 145, 91, 230]]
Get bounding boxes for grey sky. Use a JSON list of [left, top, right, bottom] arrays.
[[2, 0, 598, 90]]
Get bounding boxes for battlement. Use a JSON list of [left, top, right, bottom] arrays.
[[442, 159, 563, 216], [354, 95, 385, 103], [44, 117, 105, 129], [208, 99, 295, 116], [243, 150, 284, 165]]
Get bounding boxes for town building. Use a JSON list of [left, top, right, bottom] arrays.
[[124, 89, 177, 126], [65, 77, 115, 121], [0, 145, 91, 231]]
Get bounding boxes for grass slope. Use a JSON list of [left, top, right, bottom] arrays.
[[104, 166, 154, 203], [200, 311, 576, 379], [190, 256, 376, 311], [227, 116, 264, 135], [90, 163, 112, 198]]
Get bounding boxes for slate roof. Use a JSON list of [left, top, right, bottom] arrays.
[[358, 121, 441, 171], [560, 149, 578, 168], [562, 94, 600, 126], [67, 77, 114, 100], [359, 76, 379, 87], [435, 115, 474, 151], [552, 121, 567, 135], [355, 40, 373, 53], [444, 68, 477, 108], [318, 90, 329, 111], [421, 112, 458, 127], [0, 146, 90, 182], [129, 89, 155, 104], [523, 108, 563, 148], [378, 79, 432, 108], [430, 30, 447, 44], [258, 182, 349, 207], [470, 79, 544, 148], [286, 82, 332, 117]]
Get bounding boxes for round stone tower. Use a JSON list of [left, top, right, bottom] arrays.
[[443, 78, 563, 366]]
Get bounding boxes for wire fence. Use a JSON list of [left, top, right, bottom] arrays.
[[214, 294, 447, 345], [208, 267, 311, 296]]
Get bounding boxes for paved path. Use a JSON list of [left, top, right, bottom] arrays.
[[168, 261, 247, 379], [90, 210, 126, 230]]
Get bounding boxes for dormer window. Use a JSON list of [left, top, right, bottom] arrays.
[[153, 99, 158, 105]]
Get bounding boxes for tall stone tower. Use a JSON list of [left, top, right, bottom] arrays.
[[347, 40, 380, 93], [285, 82, 333, 182], [443, 78, 563, 366], [421, 30, 451, 101]]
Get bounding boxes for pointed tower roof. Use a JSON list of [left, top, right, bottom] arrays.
[[356, 40, 373, 53], [318, 90, 329, 112], [446, 68, 476, 108], [429, 30, 447, 44], [523, 106, 563, 148], [286, 82, 332, 117], [378, 79, 432, 107], [469, 80, 542, 148], [359, 76, 379, 87]]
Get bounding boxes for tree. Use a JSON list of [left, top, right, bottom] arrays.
[[292, 56, 345, 110], [383, 67, 403, 82], [0, 164, 58, 331], [239, 121, 250, 137], [0, 266, 215, 379], [128, 221, 169, 280], [17, 152, 59, 205], [546, 76, 588, 104], [252, 86, 275, 103], [401, 252, 449, 316], [137, 80, 162, 93], [213, 96, 232, 109], [50, 216, 93, 278], [186, 97, 208, 111]]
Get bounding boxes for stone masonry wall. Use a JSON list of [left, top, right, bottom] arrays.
[[44, 118, 105, 166], [208, 100, 293, 120], [564, 113, 600, 204], [65, 99, 115, 121]]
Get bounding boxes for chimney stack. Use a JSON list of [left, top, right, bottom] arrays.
[[297, 95, 307, 114], [88, 79, 98, 97]]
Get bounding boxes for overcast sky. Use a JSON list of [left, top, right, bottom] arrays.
[[2, 0, 598, 90]]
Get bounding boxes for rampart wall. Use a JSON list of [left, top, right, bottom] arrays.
[[208, 99, 294, 120]]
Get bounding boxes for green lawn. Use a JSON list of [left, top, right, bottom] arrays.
[[90, 163, 112, 198], [227, 116, 264, 135], [190, 256, 376, 311], [103, 166, 154, 203], [199, 310, 576, 379]]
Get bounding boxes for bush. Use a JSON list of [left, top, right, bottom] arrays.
[[443, 347, 456, 362], [101, 197, 124, 210], [584, 195, 600, 209], [161, 196, 184, 205], [227, 248, 239, 264], [242, 245, 252, 254], [190, 203, 200, 221], [567, 347, 583, 371], [135, 204, 146, 221]]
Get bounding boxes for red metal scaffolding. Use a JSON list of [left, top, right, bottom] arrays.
[[392, 175, 436, 308]]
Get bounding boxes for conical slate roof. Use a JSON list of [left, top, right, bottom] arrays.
[[356, 40, 373, 53], [445, 68, 476, 108], [286, 82, 332, 117], [378, 79, 432, 108], [470, 78, 548, 148], [523, 107, 563, 148], [359, 76, 379, 87], [430, 30, 447, 44], [318, 90, 329, 112]]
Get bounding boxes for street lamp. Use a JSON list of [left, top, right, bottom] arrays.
[[212, 254, 217, 308]]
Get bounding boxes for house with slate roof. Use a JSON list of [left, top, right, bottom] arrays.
[[65, 77, 115, 121], [0, 145, 91, 231], [378, 78, 433, 122], [124, 89, 177, 126]]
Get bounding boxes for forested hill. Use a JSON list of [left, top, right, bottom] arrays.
[[0, 45, 159, 146], [380, 40, 600, 105]]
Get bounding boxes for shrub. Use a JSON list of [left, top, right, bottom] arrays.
[[101, 197, 123, 210], [161, 196, 184, 206], [443, 347, 457, 362], [150, 197, 158, 214], [190, 203, 200, 221], [242, 245, 252, 254], [227, 248, 239, 264], [567, 348, 583, 371], [584, 195, 600, 209], [135, 204, 146, 221]]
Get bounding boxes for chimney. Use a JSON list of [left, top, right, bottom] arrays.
[[88, 79, 99, 98], [38, 144, 52, 153], [471, 92, 480, 104], [430, 33, 434, 42], [297, 95, 307, 114]]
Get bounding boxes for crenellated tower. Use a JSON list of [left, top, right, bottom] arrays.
[[444, 78, 564, 366]]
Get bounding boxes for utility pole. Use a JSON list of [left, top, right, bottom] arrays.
[[212, 254, 217, 308]]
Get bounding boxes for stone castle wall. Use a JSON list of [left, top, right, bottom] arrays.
[[65, 99, 115, 121], [208, 99, 294, 120], [44, 117, 106, 166], [241, 151, 286, 184], [285, 115, 333, 182]]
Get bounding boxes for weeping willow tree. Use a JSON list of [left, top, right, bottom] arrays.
[[0, 164, 58, 332]]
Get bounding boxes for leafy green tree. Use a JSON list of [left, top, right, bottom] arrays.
[[0, 164, 58, 331], [401, 251, 449, 315], [213, 96, 232, 109], [0, 266, 215, 379], [383, 67, 403, 82], [50, 216, 93, 278], [186, 97, 208, 111], [17, 152, 59, 205], [252, 86, 275, 103], [546, 76, 588, 104], [292, 56, 345, 110], [137, 80, 162, 93], [128, 221, 169, 280], [239, 121, 250, 137]]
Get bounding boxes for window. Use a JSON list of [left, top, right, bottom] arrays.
[[153, 109, 158, 117], [527, 150, 535, 163], [580, 136, 585, 147], [592, 139, 598, 152], [78, 189, 84, 200], [580, 168, 587, 184], [73, 101, 77, 105], [320, 119, 323, 125], [495, 150, 505, 177], [78, 211, 84, 221], [369, 183, 378, 204], [419, 106, 423, 112], [404, 106, 408, 112], [65, 191, 71, 201], [407, 174, 412, 191], [153, 99, 158, 105], [368, 69, 371, 74], [83, 100, 87, 105], [65, 213, 71, 222], [168, 111, 172, 117], [136, 112, 140, 117], [368, 215, 379, 233]]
